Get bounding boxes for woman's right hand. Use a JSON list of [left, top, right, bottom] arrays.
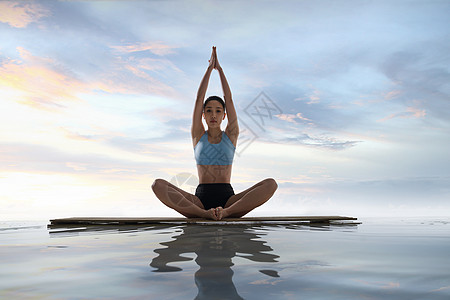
[[213, 46, 222, 70], [208, 46, 216, 69]]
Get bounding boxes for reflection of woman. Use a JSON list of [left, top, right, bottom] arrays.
[[150, 226, 279, 300], [152, 47, 277, 220]]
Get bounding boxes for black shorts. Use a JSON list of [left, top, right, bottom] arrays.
[[195, 183, 235, 210]]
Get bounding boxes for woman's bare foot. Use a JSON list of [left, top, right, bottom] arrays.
[[203, 208, 219, 220], [215, 207, 230, 220]]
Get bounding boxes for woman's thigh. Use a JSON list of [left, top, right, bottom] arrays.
[[224, 180, 264, 208], [225, 178, 277, 208], [156, 179, 204, 208]]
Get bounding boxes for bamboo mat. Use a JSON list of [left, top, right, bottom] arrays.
[[49, 216, 359, 226]]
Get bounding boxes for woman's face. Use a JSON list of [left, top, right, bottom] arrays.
[[203, 100, 226, 129]]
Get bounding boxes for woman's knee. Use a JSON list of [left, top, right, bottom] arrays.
[[263, 178, 277, 190], [152, 178, 167, 192]]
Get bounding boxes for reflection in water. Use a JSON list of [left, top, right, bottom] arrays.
[[150, 225, 280, 300], [47, 222, 358, 299]]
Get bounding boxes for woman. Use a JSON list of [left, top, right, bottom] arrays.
[[152, 47, 277, 220]]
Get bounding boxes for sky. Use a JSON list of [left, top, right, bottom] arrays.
[[1, 0, 449, 220]]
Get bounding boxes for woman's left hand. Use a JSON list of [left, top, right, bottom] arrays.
[[213, 46, 221, 70], [208, 46, 216, 69]]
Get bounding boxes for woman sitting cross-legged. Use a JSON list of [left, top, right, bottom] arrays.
[[152, 46, 277, 220]]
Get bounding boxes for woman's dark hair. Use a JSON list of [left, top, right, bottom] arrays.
[[204, 96, 225, 111]]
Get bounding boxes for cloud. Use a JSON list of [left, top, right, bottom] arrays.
[[95, 44, 184, 98], [0, 1, 50, 28], [294, 87, 322, 105], [282, 134, 360, 150], [380, 50, 450, 124], [254, 118, 360, 151], [273, 176, 450, 217], [110, 41, 178, 56], [59, 127, 97, 142], [96, 64, 177, 98], [377, 106, 426, 122], [276, 113, 312, 124], [271, 133, 359, 151], [0, 47, 87, 110], [0, 46, 182, 110], [0, 142, 156, 177], [383, 90, 402, 101]]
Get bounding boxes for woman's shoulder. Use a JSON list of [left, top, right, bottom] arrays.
[[192, 130, 206, 148], [223, 129, 238, 147]]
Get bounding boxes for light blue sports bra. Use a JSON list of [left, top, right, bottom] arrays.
[[194, 131, 235, 165]]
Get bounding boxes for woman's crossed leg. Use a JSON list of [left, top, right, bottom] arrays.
[[152, 179, 217, 219], [152, 178, 277, 220]]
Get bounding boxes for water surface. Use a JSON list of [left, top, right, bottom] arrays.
[[0, 218, 449, 299]]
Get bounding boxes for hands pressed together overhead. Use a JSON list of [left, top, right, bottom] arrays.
[[208, 46, 221, 70]]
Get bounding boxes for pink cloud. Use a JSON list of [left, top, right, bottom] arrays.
[[0, 47, 87, 110], [384, 90, 402, 100], [378, 106, 426, 122], [110, 41, 177, 56], [94, 55, 181, 98], [294, 85, 322, 104], [0, 47, 180, 110], [276, 113, 312, 123], [0, 1, 50, 28], [405, 106, 426, 118], [59, 127, 96, 142], [307, 89, 321, 104]]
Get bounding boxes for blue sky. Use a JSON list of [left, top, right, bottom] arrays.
[[1, 0, 449, 220]]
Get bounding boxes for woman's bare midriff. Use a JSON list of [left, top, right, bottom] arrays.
[[197, 164, 232, 184]]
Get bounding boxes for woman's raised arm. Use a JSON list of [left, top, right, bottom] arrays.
[[191, 48, 215, 145], [215, 49, 239, 145]]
